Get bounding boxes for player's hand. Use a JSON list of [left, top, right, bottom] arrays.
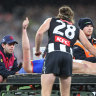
[[18, 62, 22, 70], [22, 17, 29, 29], [35, 51, 42, 56]]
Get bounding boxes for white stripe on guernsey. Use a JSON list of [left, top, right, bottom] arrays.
[[70, 47, 73, 57], [48, 43, 73, 56], [48, 43, 54, 53], [60, 44, 66, 52]]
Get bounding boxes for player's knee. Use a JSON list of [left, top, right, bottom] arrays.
[[83, 64, 89, 73], [83, 64, 88, 69]]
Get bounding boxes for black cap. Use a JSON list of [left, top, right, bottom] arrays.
[[78, 18, 94, 30], [1, 35, 18, 44]]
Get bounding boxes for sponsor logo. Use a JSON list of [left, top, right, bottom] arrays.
[[55, 35, 70, 46]]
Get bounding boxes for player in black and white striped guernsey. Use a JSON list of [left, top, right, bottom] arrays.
[[35, 5, 96, 96]]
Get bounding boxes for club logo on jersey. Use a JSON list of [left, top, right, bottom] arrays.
[[0, 59, 3, 62], [55, 35, 70, 46]]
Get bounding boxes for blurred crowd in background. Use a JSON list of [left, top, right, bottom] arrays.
[[0, 0, 96, 63]]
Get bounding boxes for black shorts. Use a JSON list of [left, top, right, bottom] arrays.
[[42, 51, 72, 77]]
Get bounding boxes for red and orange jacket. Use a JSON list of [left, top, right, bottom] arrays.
[[73, 38, 96, 63]]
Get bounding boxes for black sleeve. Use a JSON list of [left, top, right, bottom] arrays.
[[73, 45, 86, 60]]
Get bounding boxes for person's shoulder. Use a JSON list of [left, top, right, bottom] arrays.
[[43, 18, 52, 24], [45, 18, 52, 21], [73, 41, 83, 50], [74, 40, 82, 46]]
